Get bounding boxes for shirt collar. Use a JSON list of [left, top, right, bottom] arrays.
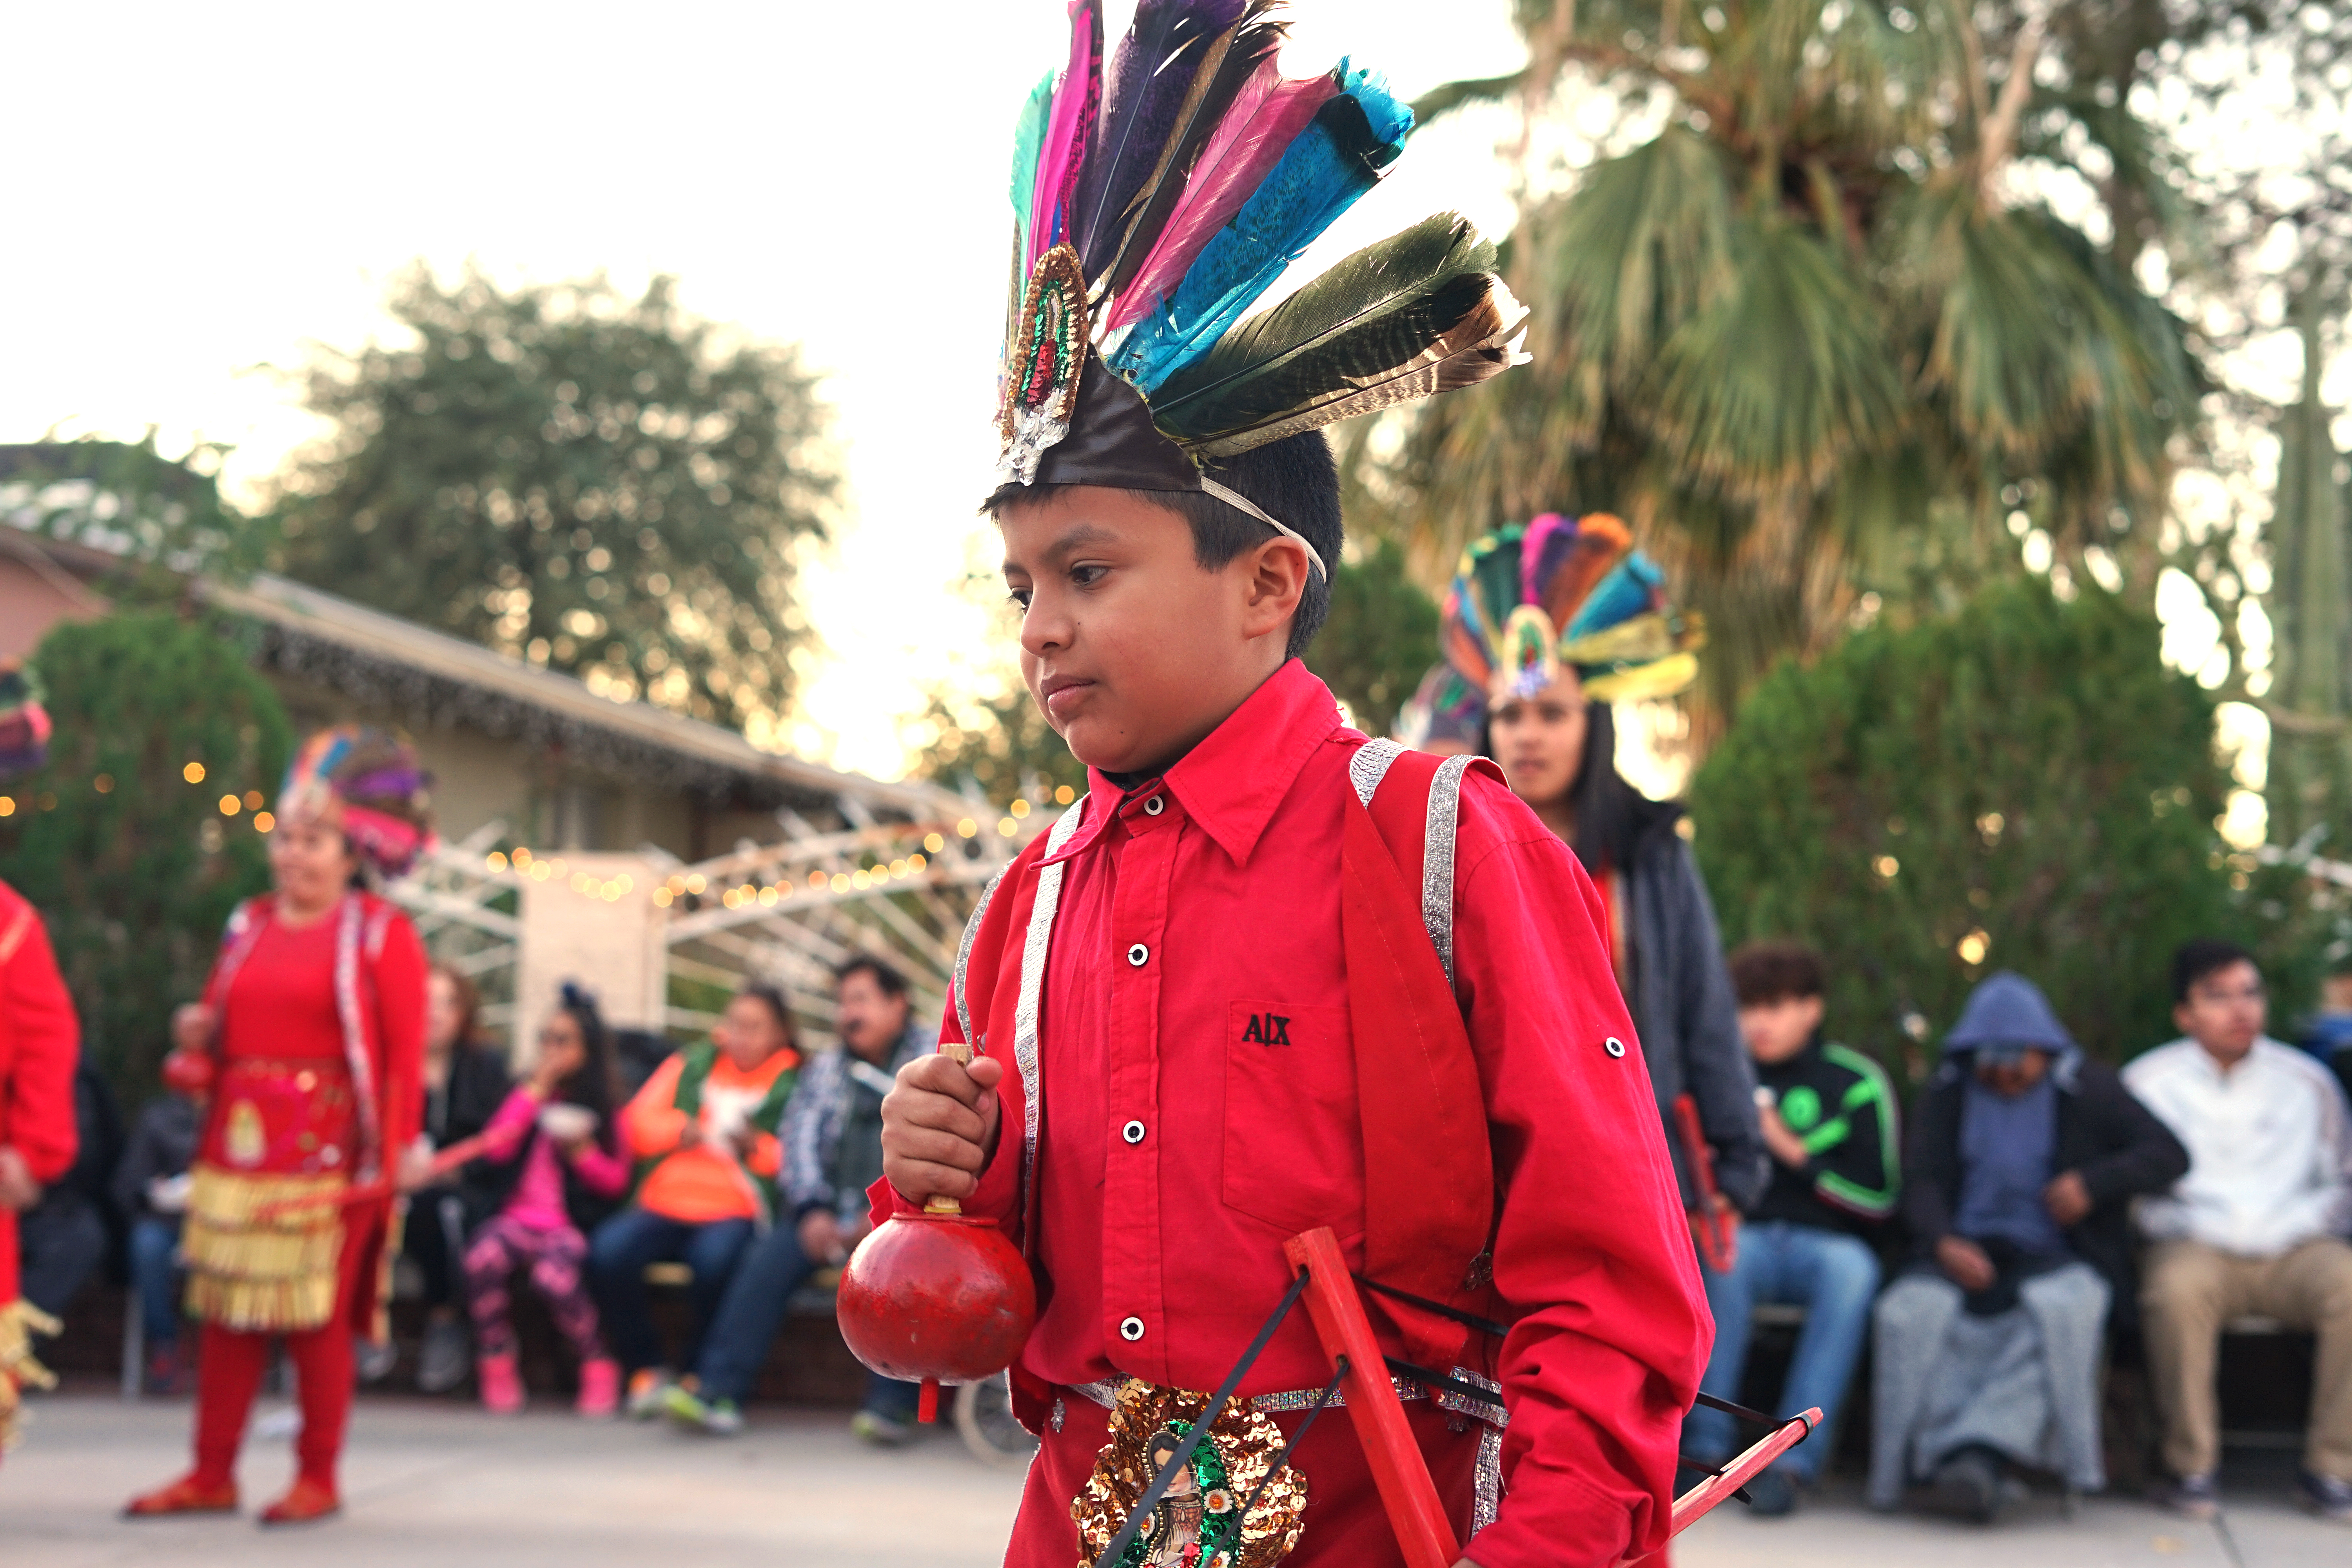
[[1045, 660, 1344, 868]]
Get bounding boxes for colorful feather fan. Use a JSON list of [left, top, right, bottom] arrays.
[[993, 0, 1527, 490], [1430, 517, 1706, 716]]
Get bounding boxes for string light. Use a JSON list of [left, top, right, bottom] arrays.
[[486, 851, 508, 871], [956, 818, 978, 838], [1009, 798, 1031, 818], [94, 774, 114, 794], [183, 762, 205, 783], [1054, 785, 1075, 805], [253, 811, 275, 833], [243, 790, 264, 810], [0, 798, 15, 818], [218, 794, 242, 816], [998, 817, 1016, 837], [924, 833, 945, 854]]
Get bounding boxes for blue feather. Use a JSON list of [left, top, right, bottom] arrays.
[[1564, 555, 1665, 641], [1111, 60, 1412, 391], [1008, 70, 1056, 267]]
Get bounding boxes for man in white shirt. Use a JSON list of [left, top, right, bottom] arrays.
[[2125, 939, 2352, 1523]]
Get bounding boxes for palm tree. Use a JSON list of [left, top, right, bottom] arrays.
[[1346, 0, 2204, 732]]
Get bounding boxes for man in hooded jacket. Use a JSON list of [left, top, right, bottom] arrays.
[[1869, 971, 2187, 1519]]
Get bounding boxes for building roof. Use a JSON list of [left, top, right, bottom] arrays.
[[202, 572, 957, 818]]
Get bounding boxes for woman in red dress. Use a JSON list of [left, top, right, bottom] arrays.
[[126, 727, 431, 1525]]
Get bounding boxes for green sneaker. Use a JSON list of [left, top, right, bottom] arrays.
[[702, 1398, 744, 1436], [850, 1408, 912, 1447], [661, 1384, 712, 1428]]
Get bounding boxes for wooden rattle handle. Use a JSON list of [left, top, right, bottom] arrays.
[[924, 1041, 975, 1217]]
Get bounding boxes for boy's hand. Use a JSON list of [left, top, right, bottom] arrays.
[[1935, 1234, 1997, 1292], [0, 1146, 38, 1211], [2042, 1170, 2092, 1227], [882, 1052, 1004, 1206], [1758, 1104, 1810, 1169], [171, 1003, 214, 1054]]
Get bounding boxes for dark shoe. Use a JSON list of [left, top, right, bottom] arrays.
[[2297, 1470, 2352, 1523], [1746, 1468, 1798, 1517], [354, 1333, 398, 1386], [124, 1474, 238, 1517], [143, 1343, 186, 1397], [258, 1476, 340, 1526], [416, 1317, 470, 1394], [2153, 1471, 2220, 1521], [1929, 1449, 2006, 1523]]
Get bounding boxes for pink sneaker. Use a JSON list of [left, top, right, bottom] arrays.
[[478, 1350, 524, 1416], [576, 1356, 621, 1417]]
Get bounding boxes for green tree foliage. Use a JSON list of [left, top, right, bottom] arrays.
[[0, 432, 269, 592], [0, 613, 292, 1101], [275, 264, 835, 740], [911, 536, 1442, 801], [1690, 579, 2250, 1078], [1305, 537, 1439, 738], [1356, 1, 2204, 732]]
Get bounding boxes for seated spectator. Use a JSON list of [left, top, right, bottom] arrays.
[[666, 956, 928, 1440], [1684, 941, 1897, 1514], [390, 964, 511, 1394], [112, 1059, 207, 1394], [16, 1057, 120, 1323], [1871, 971, 2187, 1521], [2126, 939, 2352, 1523], [590, 983, 800, 1419], [465, 985, 631, 1417], [2303, 963, 2352, 1109]]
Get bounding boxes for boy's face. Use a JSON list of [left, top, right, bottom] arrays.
[[1738, 993, 1823, 1064], [2174, 958, 2265, 1066], [998, 485, 1306, 778]]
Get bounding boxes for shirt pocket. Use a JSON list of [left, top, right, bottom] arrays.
[[1220, 998, 1362, 1242]]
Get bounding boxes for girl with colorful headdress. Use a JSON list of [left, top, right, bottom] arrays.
[[127, 726, 432, 1526], [0, 657, 82, 1465], [1404, 517, 1769, 1254]]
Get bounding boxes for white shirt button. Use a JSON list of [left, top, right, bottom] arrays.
[[1122, 1120, 1146, 1145], [1119, 1316, 1146, 1342], [1604, 1036, 1628, 1059], [1143, 795, 1165, 816], [1127, 943, 1149, 967]]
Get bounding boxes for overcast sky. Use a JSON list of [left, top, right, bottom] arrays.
[[1, 0, 1527, 779]]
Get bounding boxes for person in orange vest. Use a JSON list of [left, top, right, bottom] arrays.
[[0, 657, 82, 1464], [588, 983, 798, 1417], [873, 6, 1708, 1563]]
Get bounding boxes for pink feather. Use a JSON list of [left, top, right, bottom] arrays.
[[1028, 0, 1104, 269], [1103, 58, 1338, 331]]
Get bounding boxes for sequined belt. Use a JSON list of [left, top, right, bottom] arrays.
[[1065, 1369, 1507, 1428]]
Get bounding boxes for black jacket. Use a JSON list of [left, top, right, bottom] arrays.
[[472, 1096, 625, 1236], [1904, 1051, 2187, 1330], [423, 1043, 515, 1222], [111, 1094, 201, 1221]]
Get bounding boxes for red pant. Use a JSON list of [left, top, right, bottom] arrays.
[[188, 1220, 372, 1490], [1007, 1390, 1481, 1568]]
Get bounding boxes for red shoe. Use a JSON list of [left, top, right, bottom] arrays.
[[477, 1349, 524, 1416], [258, 1475, 340, 1526], [124, 1474, 239, 1517], [576, 1356, 620, 1417]]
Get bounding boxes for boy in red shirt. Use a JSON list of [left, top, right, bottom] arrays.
[[0, 660, 82, 1460], [876, 7, 1708, 1564]]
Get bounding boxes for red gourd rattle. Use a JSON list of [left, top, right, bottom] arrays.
[[834, 1041, 1036, 1423]]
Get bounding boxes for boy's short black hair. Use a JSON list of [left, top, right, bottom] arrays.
[[2172, 938, 2258, 1004], [835, 953, 910, 1002], [985, 430, 1341, 659], [1728, 940, 1826, 1007]]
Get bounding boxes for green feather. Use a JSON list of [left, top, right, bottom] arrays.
[[1149, 212, 1500, 441], [1008, 69, 1056, 265]]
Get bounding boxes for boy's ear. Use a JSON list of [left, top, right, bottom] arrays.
[[1237, 535, 1312, 641]]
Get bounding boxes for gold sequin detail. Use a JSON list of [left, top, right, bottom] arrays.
[[1073, 1382, 1307, 1568]]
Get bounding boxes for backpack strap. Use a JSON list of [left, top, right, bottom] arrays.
[[1350, 739, 1479, 989]]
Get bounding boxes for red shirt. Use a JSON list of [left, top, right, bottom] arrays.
[[1, 879, 81, 1306], [888, 662, 1708, 1568]]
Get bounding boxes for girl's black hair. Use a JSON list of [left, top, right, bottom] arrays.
[[1484, 699, 1681, 875], [736, 982, 801, 1049], [551, 982, 619, 1129]]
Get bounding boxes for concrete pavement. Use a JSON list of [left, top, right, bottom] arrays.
[[2, 1394, 2344, 1568]]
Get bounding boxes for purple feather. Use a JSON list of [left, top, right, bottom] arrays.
[[1074, 0, 1243, 277], [1519, 513, 1578, 611]]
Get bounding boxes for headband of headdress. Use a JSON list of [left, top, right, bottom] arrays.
[[0, 659, 51, 782], [279, 725, 436, 880], [991, 0, 1530, 578], [1403, 515, 1704, 743]]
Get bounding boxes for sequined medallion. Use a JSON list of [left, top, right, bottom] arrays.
[[997, 244, 1089, 485], [1073, 1382, 1306, 1568]]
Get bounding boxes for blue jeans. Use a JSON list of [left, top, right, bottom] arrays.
[[128, 1216, 183, 1347], [587, 1208, 756, 1376], [1686, 1220, 1881, 1481], [694, 1217, 919, 1416]]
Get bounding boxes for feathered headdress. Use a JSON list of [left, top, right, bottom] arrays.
[[991, 0, 1529, 573], [0, 659, 51, 782], [278, 726, 436, 880], [1401, 515, 1704, 744]]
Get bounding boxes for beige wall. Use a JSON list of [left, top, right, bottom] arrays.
[[0, 554, 104, 660]]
